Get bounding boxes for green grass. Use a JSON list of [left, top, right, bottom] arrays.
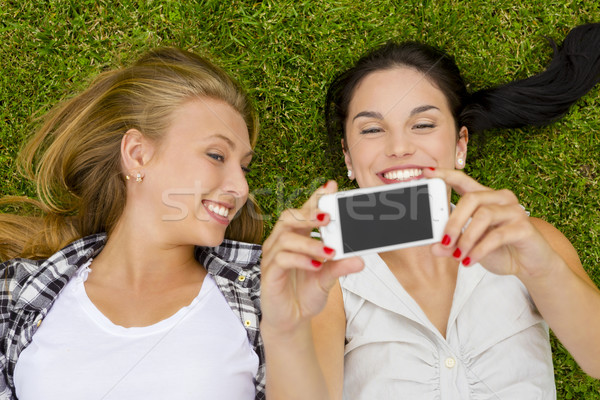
[[1, 0, 599, 397]]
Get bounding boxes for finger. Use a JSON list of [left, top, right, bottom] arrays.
[[462, 221, 526, 271], [318, 257, 365, 290], [452, 203, 527, 259], [265, 207, 330, 248], [262, 231, 336, 268], [423, 167, 489, 196], [300, 180, 338, 212], [263, 251, 324, 286], [443, 189, 520, 248]]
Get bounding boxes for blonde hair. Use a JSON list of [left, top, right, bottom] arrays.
[[0, 48, 263, 261]]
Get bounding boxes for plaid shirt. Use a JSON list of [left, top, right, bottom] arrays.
[[0, 233, 266, 399]]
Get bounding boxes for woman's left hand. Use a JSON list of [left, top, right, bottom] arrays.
[[423, 168, 562, 281]]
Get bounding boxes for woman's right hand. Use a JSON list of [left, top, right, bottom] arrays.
[[260, 180, 364, 336]]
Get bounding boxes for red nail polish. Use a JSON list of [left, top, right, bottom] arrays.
[[453, 248, 461, 258], [317, 213, 326, 222], [462, 257, 471, 266], [427, 167, 436, 171], [441, 234, 451, 246], [324, 246, 334, 255], [311, 260, 322, 267]]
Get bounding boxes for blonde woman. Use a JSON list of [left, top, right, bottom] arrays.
[[0, 48, 265, 399]]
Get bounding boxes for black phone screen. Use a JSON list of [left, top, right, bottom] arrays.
[[337, 184, 433, 254]]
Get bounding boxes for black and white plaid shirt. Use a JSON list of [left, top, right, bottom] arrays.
[[0, 233, 266, 399]]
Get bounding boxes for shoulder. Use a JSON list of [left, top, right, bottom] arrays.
[[197, 239, 262, 281], [0, 258, 44, 308], [1, 233, 106, 314]]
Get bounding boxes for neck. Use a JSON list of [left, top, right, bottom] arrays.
[[379, 245, 458, 279], [89, 213, 204, 293]]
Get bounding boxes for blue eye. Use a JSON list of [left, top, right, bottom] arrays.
[[208, 153, 224, 162]]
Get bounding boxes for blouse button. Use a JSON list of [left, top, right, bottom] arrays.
[[237, 275, 246, 282], [445, 357, 456, 369], [244, 320, 252, 327]]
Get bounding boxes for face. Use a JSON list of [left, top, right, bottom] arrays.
[[139, 98, 252, 247], [343, 67, 467, 190]]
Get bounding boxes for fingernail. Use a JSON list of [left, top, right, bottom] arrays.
[[316, 213, 326, 222], [441, 234, 451, 246], [324, 246, 334, 255], [427, 167, 435, 171], [311, 260, 322, 268], [453, 248, 462, 258], [462, 257, 471, 266]]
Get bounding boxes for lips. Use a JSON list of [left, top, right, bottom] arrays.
[[378, 167, 424, 184], [201, 200, 233, 225]]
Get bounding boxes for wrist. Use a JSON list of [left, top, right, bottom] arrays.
[[261, 320, 313, 344], [516, 254, 566, 291]]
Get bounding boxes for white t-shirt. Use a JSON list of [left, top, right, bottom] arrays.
[[14, 260, 258, 399], [340, 253, 556, 400]]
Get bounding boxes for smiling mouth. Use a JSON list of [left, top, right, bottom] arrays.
[[202, 200, 232, 219], [381, 168, 423, 182]]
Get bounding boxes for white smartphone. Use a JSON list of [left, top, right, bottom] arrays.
[[318, 178, 449, 260]]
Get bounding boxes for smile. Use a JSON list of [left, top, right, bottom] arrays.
[[382, 168, 423, 182], [201, 200, 233, 225]]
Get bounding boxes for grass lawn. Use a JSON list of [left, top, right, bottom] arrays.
[[1, 0, 599, 397]]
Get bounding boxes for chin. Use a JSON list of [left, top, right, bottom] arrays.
[[196, 232, 227, 248]]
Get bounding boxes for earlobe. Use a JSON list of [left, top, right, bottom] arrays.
[[455, 126, 469, 169], [342, 139, 352, 169], [342, 139, 354, 179]]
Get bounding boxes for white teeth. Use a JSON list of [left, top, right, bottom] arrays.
[[207, 203, 229, 217], [383, 168, 423, 181]]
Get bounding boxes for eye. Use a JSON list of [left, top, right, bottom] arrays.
[[242, 165, 251, 174], [208, 153, 224, 162], [359, 126, 384, 135], [413, 123, 436, 130]]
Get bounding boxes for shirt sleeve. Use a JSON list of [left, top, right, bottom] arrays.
[[0, 261, 16, 399]]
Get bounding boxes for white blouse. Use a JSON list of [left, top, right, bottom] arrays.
[[340, 253, 556, 400]]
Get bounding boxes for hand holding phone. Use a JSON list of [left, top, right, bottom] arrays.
[[318, 178, 449, 260]]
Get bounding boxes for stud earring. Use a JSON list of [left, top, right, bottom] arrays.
[[457, 159, 464, 165], [125, 175, 130, 180], [347, 169, 353, 179], [135, 172, 143, 182]]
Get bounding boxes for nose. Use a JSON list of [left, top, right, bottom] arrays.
[[223, 164, 249, 201], [385, 130, 415, 158]]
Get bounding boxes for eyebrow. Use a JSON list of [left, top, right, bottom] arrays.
[[410, 105, 440, 116], [209, 133, 254, 157], [352, 111, 384, 121], [352, 105, 440, 122]]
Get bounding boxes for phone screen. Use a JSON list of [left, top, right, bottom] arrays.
[[337, 184, 433, 254]]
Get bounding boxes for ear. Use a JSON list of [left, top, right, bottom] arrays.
[[121, 129, 156, 173], [342, 138, 354, 178], [455, 126, 469, 170]]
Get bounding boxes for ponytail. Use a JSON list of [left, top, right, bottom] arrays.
[[461, 23, 600, 132]]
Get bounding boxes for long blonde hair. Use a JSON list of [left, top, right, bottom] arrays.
[[0, 48, 263, 261]]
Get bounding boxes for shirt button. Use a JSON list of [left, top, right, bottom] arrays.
[[244, 320, 252, 327], [445, 357, 456, 369], [237, 275, 246, 282], [36, 319, 42, 327]]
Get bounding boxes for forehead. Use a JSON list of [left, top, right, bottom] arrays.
[[167, 98, 250, 147], [348, 67, 450, 116]]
